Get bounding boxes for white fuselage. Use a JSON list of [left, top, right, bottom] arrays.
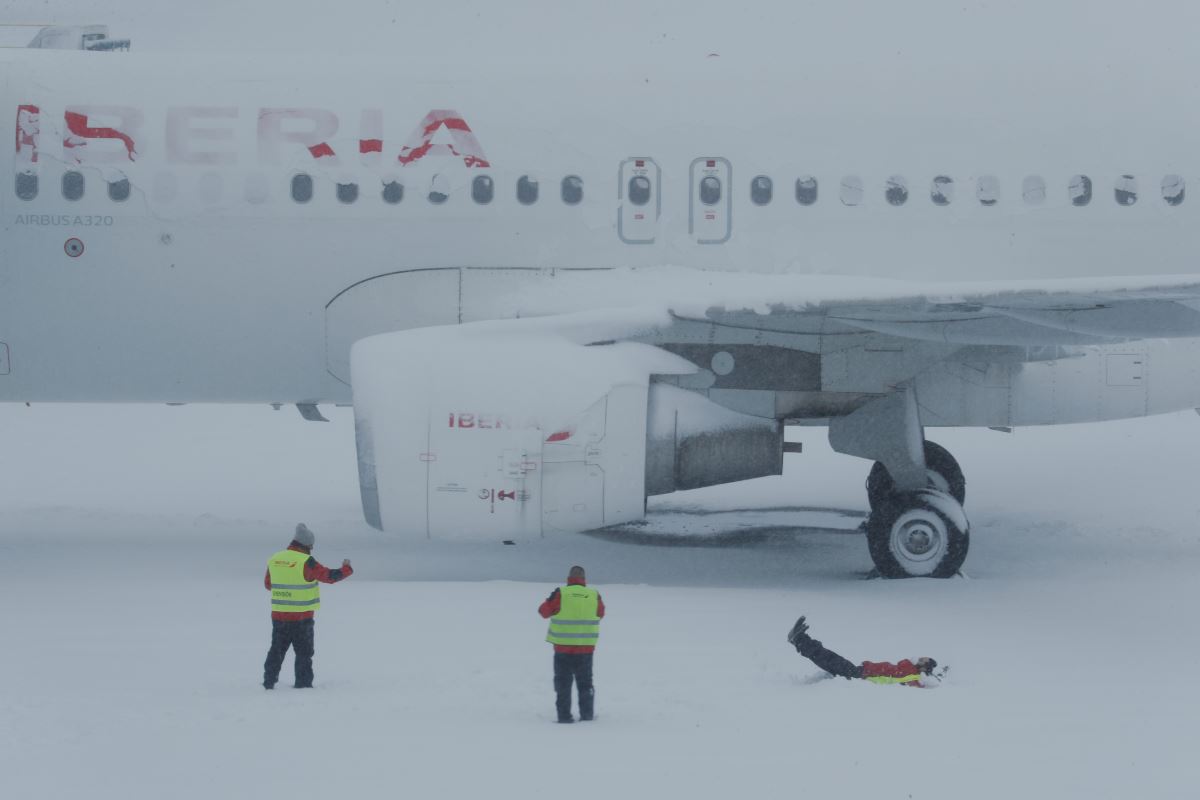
[[2, 50, 1198, 404]]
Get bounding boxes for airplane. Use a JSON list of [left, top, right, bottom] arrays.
[[4, 42, 1200, 578]]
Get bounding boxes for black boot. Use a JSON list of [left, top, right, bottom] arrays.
[[787, 616, 809, 649]]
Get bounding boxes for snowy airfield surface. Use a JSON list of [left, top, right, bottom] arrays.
[[2, 405, 1199, 799]]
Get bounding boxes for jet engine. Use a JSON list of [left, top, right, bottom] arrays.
[[351, 318, 782, 540]]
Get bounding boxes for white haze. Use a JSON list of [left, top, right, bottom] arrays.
[[4, 2, 1200, 798]]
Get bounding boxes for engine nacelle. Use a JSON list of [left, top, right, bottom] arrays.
[[351, 320, 783, 540]]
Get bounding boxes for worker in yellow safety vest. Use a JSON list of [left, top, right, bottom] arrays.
[[538, 565, 605, 722], [263, 523, 353, 689]]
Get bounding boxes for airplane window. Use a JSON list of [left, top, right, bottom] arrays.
[[382, 181, 403, 204], [700, 176, 722, 206], [1114, 175, 1137, 206], [840, 175, 863, 206], [976, 175, 1000, 206], [1022, 175, 1046, 205], [337, 182, 359, 204], [15, 172, 37, 201], [428, 174, 449, 204], [291, 174, 313, 203], [517, 175, 539, 205], [930, 175, 954, 205], [62, 170, 84, 201], [1069, 175, 1092, 206], [108, 178, 131, 202], [472, 174, 494, 205], [795, 176, 818, 205], [751, 175, 772, 205], [1162, 174, 1185, 206], [562, 175, 583, 205], [629, 175, 652, 206], [885, 176, 908, 206]]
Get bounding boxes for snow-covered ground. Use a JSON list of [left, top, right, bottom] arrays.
[[2, 403, 1199, 798]]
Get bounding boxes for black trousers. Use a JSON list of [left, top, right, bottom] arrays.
[[793, 631, 863, 679], [553, 652, 595, 720], [263, 619, 315, 688]]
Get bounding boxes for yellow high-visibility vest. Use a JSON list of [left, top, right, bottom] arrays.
[[865, 673, 921, 685], [546, 585, 600, 647], [267, 549, 320, 613]]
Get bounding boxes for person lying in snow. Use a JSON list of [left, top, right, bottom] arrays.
[[787, 616, 940, 687]]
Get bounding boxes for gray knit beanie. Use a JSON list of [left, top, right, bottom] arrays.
[[293, 523, 315, 548]]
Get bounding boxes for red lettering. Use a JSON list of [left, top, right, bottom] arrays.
[[15, 105, 38, 164], [397, 110, 489, 168], [165, 107, 237, 165], [257, 108, 339, 164], [358, 109, 383, 166], [449, 414, 529, 431], [63, 106, 141, 163], [16, 105, 490, 170]]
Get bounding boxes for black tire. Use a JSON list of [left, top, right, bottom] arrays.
[[866, 488, 969, 578], [866, 440, 965, 512]]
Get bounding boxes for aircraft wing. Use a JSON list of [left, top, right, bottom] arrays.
[[816, 282, 1200, 345], [510, 269, 1200, 347]]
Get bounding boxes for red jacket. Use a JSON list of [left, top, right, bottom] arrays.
[[264, 543, 353, 621], [861, 659, 926, 687], [538, 577, 605, 654]]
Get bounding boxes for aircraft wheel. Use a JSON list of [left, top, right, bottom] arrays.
[[866, 440, 965, 512], [866, 488, 969, 578]]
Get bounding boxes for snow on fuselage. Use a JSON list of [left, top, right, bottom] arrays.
[[1, 49, 1197, 404]]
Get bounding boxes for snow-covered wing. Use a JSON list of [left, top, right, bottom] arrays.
[[512, 269, 1200, 346], [821, 282, 1200, 345]]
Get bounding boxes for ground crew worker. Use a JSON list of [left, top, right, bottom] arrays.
[[538, 565, 605, 722], [262, 523, 353, 689], [787, 616, 939, 687]]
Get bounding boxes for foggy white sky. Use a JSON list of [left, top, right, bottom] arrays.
[[3, 0, 1197, 68]]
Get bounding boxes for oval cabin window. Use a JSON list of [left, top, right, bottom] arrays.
[[1069, 175, 1092, 206], [750, 175, 772, 205], [795, 176, 818, 205], [930, 176, 954, 206], [885, 176, 908, 206]]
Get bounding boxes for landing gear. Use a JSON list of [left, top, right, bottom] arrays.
[[866, 488, 969, 578], [827, 389, 971, 578], [866, 440, 965, 512]]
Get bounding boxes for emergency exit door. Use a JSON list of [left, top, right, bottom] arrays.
[[690, 157, 731, 244], [618, 157, 661, 244]]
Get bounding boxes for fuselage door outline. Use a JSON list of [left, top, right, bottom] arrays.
[[689, 157, 732, 244], [617, 157, 661, 244]]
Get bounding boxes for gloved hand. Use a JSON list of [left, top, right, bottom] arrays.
[[786, 616, 809, 648]]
